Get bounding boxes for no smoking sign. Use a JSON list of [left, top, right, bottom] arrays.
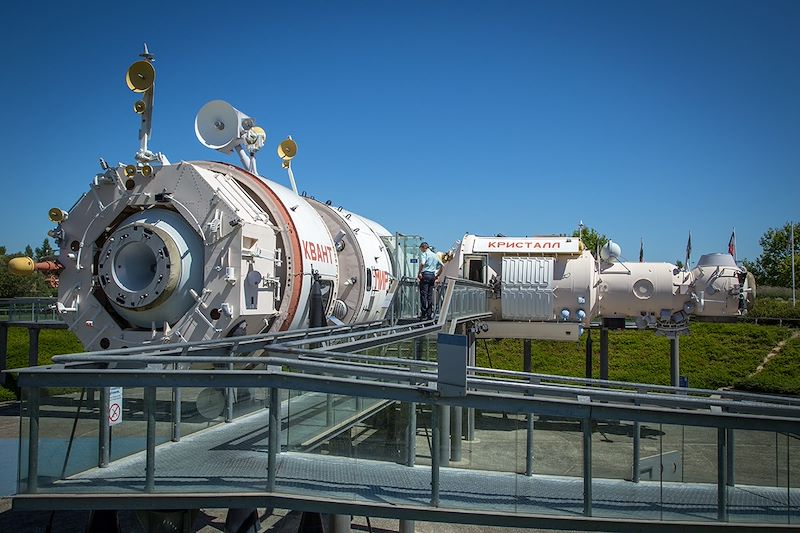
[[108, 387, 123, 426]]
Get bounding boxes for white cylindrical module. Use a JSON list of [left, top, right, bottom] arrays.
[[52, 161, 392, 351], [596, 262, 688, 319]]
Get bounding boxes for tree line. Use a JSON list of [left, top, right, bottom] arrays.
[[0, 238, 57, 298]]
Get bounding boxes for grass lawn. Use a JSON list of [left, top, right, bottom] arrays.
[[1, 327, 83, 401], [1, 322, 798, 400]]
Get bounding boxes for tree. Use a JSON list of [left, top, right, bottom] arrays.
[[0, 245, 57, 298], [675, 259, 684, 269], [34, 238, 55, 260], [742, 222, 800, 287], [571, 226, 608, 258]]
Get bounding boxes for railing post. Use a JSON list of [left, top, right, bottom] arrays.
[[717, 427, 728, 521], [466, 330, 476, 442], [726, 428, 735, 487], [632, 421, 641, 483], [438, 404, 450, 468], [225, 362, 234, 422], [405, 401, 417, 467], [582, 418, 592, 517], [431, 404, 440, 507], [145, 386, 156, 492], [450, 406, 462, 462], [525, 413, 534, 477], [99, 387, 110, 467], [268, 386, 280, 492], [27, 387, 40, 493]]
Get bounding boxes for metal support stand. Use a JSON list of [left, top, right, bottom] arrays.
[[28, 326, 40, 367], [670, 337, 680, 387], [726, 428, 735, 487], [632, 421, 641, 483], [717, 427, 728, 521], [585, 330, 593, 379], [144, 386, 156, 493], [431, 405, 440, 507], [523, 339, 532, 373], [171, 386, 181, 442], [450, 406, 462, 462], [438, 405, 450, 468], [599, 327, 608, 381], [99, 387, 110, 467], [466, 331, 476, 442], [582, 418, 592, 517], [27, 387, 40, 493], [0, 323, 7, 385], [406, 402, 417, 467], [268, 387, 280, 492]]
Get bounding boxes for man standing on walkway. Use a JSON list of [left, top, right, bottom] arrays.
[[417, 242, 442, 321]]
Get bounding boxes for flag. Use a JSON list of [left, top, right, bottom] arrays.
[[639, 238, 644, 262], [684, 232, 692, 269], [728, 228, 736, 262]]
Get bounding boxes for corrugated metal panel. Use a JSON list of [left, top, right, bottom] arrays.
[[501, 257, 554, 320]]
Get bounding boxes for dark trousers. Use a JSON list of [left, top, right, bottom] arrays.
[[419, 272, 436, 319]]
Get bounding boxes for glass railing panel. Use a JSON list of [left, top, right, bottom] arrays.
[[658, 424, 715, 522]]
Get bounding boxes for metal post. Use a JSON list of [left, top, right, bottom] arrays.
[[792, 222, 796, 307], [327, 514, 351, 533], [28, 327, 40, 367], [670, 337, 680, 387], [438, 404, 450, 468], [525, 413, 534, 476], [171, 386, 181, 442], [718, 427, 728, 521], [431, 404, 440, 507], [582, 418, 592, 517], [466, 331, 476, 442], [145, 386, 156, 493], [523, 339, 532, 373], [726, 428, 735, 487], [399, 519, 415, 533], [27, 387, 40, 493], [599, 327, 608, 381], [632, 421, 641, 483], [99, 387, 110, 468], [0, 323, 7, 385], [585, 330, 593, 379], [326, 394, 333, 425], [450, 406, 462, 462], [406, 402, 417, 467], [268, 387, 280, 492], [225, 363, 234, 423]]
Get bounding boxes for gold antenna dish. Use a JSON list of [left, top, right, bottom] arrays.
[[278, 138, 298, 162], [126, 60, 156, 93]]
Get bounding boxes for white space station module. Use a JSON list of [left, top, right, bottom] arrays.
[[9, 51, 754, 350]]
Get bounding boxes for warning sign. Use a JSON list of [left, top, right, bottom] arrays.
[[109, 387, 123, 426]]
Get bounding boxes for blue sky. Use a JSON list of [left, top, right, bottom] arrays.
[[1, 1, 797, 265]]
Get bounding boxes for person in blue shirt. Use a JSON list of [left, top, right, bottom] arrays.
[[417, 242, 442, 320]]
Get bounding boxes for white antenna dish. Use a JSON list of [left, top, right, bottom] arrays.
[[600, 240, 622, 262], [195, 100, 254, 154]]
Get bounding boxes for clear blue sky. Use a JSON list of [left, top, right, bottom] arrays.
[[1, 1, 798, 265]]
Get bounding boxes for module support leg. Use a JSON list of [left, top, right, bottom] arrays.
[[632, 421, 641, 483], [431, 405, 440, 507], [438, 405, 450, 467], [450, 406, 462, 462], [599, 327, 609, 381], [525, 413, 534, 476], [523, 339, 532, 373], [582, 418, 592, 517], [171, 386, 181, 442], [585, 330, 593, 379], [670, 337, 680, 387], [28, 327, 40, 367], [0, 323, 7, 385]]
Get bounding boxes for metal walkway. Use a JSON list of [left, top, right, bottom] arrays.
[[7, 280, 800, 531]]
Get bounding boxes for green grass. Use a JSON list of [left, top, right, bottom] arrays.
[[736, 335, 800, 395], [1, 327, 83, 401], [476, 322, 793, 391]]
